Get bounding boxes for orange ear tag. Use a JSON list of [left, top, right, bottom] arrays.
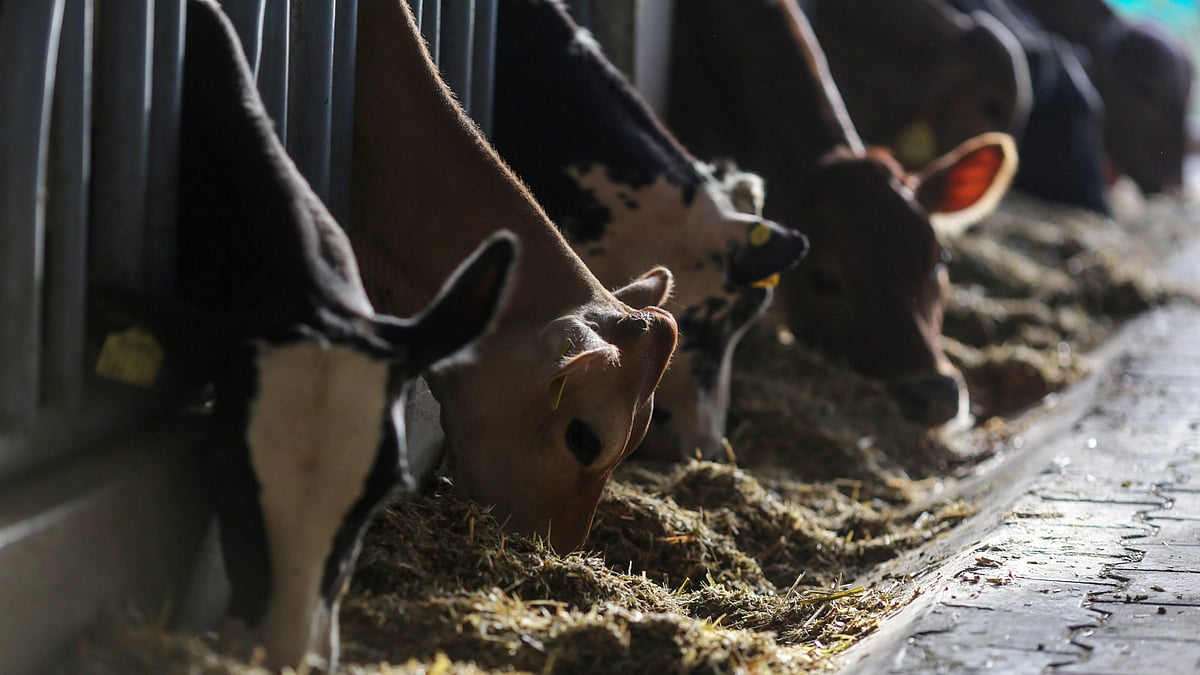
[[751, 273, 780, 289]]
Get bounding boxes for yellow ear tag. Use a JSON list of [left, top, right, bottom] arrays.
[[895, 121, 937, 168], [95, 324, 164, 387], [549, 374, 568, 411], [751, 273, 780, 289], [749, 222, 772, 247]]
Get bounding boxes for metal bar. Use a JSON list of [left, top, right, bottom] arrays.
[[0, 0, 66, 423], [412, 0, 423, 28], [42, 0, 92, 411], [259, 0, 290, 139], [421, 0, 441, 63], [287, 0, 335, 202], [470, 0, 497, 136], [328, 0, 358, 227], [90, 0, 154, 292], [143, 0, 186, 296], [222, 0, 266, 77], [439, 0, 475, 110]]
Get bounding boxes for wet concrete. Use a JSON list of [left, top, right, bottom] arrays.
[[835, 237, 1200, 673]]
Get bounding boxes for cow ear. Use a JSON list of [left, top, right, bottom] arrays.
[[378, 231, 519, 372], [913, 132, 1017, 237], [612, 266, 673, 309]]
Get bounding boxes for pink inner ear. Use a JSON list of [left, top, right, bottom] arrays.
[[939, 145, 1005, 213]]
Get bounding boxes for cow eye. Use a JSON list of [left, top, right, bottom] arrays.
[[566, 418, 603, 466], [808, 266, 843, 296]]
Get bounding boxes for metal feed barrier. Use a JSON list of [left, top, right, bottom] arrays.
[[0, 0, 498, 481]]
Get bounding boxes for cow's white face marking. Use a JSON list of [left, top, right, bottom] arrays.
[[245, 340, 391, 667]]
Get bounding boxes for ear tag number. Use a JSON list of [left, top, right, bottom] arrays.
[[95, 325, 164, 387]]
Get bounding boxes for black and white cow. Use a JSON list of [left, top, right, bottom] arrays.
[[177, 1, 516, 668], [492, 0, 809, 461], [948, 0, 1111, 213]]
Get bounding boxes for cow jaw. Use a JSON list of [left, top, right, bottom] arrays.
[[245, 340, 392, 669]]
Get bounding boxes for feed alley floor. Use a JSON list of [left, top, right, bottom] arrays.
[[834, 243, 1200, 673]]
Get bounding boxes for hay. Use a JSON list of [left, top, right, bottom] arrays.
[[69, 191, 1199, 673]]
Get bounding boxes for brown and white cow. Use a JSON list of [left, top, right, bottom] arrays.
[[491, 0, 809, 462], [178, 1, 516, 668], [669, 0, 1018, 427], [350, 0, 678, 553], [806, 0, 1032, 169], [1014, 0, 1193, 195]]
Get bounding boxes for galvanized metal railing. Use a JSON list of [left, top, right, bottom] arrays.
[[0, 0, 498, 480]]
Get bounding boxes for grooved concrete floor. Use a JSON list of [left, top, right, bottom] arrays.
[[836, 305, 1200, 674]]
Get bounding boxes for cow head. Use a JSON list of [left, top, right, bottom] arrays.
[[1092, 21, 1192, 194], [221, 234, 517, 670], [433, 268, 678, 552], [564, 162, 808, 461], [777, 133, 1016, 426], [351, 258, 679, 559]]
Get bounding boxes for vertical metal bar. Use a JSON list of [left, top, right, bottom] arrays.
[[43, 0, 92, 410], [412, 0, 423, 28], [144, 0, 186, 296], [259, 0, 290, 139], [91, 0, 154, 291], [329, 0, 358, 227], [222, 0, 266, 77], [0, 1, 66, 423], [287, 0, 335, 202], [471, 0, 497, 137], [440, 0, 475, 110], [421, 0, 441, 63]]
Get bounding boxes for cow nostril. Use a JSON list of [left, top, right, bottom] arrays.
[[892, 374, 961, 427]]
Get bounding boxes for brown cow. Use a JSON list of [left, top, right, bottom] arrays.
[[350, 0, 678, 553], [806, 0, 1032, 169], [669, 0, 1018, 427], [1014, 0, 1193, 194]]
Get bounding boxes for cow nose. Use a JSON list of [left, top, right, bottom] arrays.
[[891, 373, 962, 427]]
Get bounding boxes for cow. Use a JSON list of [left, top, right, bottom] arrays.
[[805, 0, 1032, 170], [490, 0, 809, 462], [350, 0, 679, 553], [1015, 0, 1193, 195], [948, 0, 1111, 213], [177, 1, 516, 669], [668, 0, 1018, 427]]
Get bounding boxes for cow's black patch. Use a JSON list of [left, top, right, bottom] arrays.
[[678, 289, 770, 390], [493, 0, 702, 244]]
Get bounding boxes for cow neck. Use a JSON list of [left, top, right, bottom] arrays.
[[177, 0, 371, 329], [668, 0, 863, 186], [351, 0, 599, 318], [491, 0, 701, 238]]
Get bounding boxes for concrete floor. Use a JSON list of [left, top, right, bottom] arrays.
[[834, 221, 1200, 673]]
